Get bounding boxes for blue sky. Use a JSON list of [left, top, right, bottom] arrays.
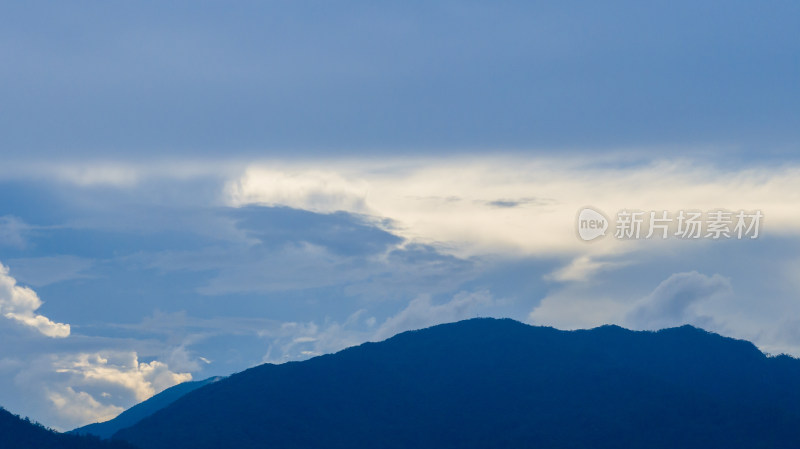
[[1, 0, 799, 431]]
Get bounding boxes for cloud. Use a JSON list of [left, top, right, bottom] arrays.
[[10, 351, 194, 430], [5, 155, 799, 261], [224, 158, 800, 258], [0, 160, 245, 188], [52, 164, 142, 187], [142, 208, 475, 297], [227, 168, 369, 214], [373, 290, 494, 340], [150, 241, 374, 295], [0, 263, 70, 338], [256, 290, 496, 363], [5, 256, 94, 287], [52, 352, 192, 403], [259, 314, 371, 364], [530, 270, 733, 332], [0, 216, 30, 249], [529, 289, 630, 330], [625, 271, 731, 330], [47, 387, 124, 426], [545, 256, 626, 282]]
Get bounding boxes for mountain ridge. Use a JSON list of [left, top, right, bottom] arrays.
[[71, 376, 224, 439], [0, 407, 135, 449], [113, 318, 800, 449]]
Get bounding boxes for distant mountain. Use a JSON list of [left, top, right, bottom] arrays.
[[71, 376, 223, 439], [0, 407, 135, 449], [114, 319, 800, 449]]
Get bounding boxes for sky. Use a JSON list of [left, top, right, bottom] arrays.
[[1, 0, 799, 431]]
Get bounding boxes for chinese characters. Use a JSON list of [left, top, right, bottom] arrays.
[[613, 210, 762, 240]]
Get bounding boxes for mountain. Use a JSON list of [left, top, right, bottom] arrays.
[[0, 407, 135, 449], [71, 376, 224, 439], [114, 318, 800, 449]]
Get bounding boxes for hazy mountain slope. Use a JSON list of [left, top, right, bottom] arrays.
[[71, 376, 223, 439], [114, 318, 800, 449], [0, 407, 135, 449]]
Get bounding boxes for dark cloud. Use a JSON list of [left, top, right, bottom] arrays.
[[485, 197, 552, 209], [231, 206, 402, 257]]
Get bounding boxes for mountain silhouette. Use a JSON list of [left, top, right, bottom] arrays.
[[113, 318, 800, 449], [0, 407, 135, 449], [71, 376, 224, 439]]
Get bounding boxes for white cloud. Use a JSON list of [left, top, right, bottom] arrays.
[[530, 271, 733, 332], [5, 156, 798, 261], [47, 387, 124, 426], [260, 318, 366, 363], [529, 290, 630, 330], [2, 156, 798, 262], [372, 290, 494, 340], [8, 350, 194, 430], [625, 271, 731, 330], [530, 271, 732, 331], [0, 263, 70, 338], [258, 290, 495, 363], [545, 256, 627, 282], [224, 158, 800, 258], [53, 352, 192, 402], [227, 167, 369, 214]]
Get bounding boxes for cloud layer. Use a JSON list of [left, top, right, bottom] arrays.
[[225, 158, 800, 260]]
